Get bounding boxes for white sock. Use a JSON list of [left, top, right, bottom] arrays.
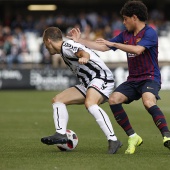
[[129, 133, 136, 138], [88, 104, 117, 141], [52, 102, 69, 134]]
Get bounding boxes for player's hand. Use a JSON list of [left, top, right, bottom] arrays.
[[78, 57, 89, 64], [67, 28, 81, 42], [96, 38, 113, 47]]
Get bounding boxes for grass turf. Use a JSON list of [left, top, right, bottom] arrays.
[[0, 90, 170, 170]]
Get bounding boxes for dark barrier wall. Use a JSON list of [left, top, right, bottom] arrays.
[[0, 69, 78, 90], [0, 69, 32, 89], [0, 67, 170, 90]]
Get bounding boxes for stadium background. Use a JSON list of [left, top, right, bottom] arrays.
[[1, 1, 170, 170], [0, 0, 170, 90]]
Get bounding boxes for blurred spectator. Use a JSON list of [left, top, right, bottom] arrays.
[[149, 9, 165, 21], [103, 25, 113, 40], [148, 19, 158, 31], [65, 13, 77, 29], [3, 26, 11, 36], [40, 43, 52, 66], [101, 11, 110, 26], [34, 16, 48, 36], [52, 54, 66, 68], [18, 33, 30, 63], [11, 14, 26, 30], [77, 11, 92, 32], [0, 8, 169, 69], [81, 24, 96, 40], [0, 32, 5, 63], [24, 15, 35, 32], [86, 11, 98, 29], [111, 13, 124, 37], [5, 35, 22, 68], [54, 14, 67, 33]]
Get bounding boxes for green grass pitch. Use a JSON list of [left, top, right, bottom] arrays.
[[0, 90, 170, 170]]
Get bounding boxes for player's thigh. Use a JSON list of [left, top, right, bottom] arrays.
[[141, 80, 161, 100], [142, 92, 157, 108], [85, 88, 105, 107], [53, 87, 85, 105], [109, 81, 139, 104], [85, 78, 114, 107], [109, 92, 128, 104]]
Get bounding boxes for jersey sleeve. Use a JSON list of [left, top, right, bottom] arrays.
[[137, 28, 158, 49], [69, 40, 82, 53], [108, 32, 124, 51], [62, 40, 84, 58]]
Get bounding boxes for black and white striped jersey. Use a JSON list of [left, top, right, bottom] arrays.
[[61, 40, 114, 87]]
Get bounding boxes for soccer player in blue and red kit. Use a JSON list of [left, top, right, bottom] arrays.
[[68, 0, 170, 154]]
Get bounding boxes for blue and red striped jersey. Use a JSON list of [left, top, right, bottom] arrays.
[[109, 25, 161, 85]]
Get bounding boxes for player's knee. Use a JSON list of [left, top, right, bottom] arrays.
[[109, 96, 118, 105], [109, 93, 127, 105], [84, 98, 98, 109], [143, 99, 155, 109], [52, 97, 57, 103], [52, 95, 60, 103], [84, 100, 91, 109]]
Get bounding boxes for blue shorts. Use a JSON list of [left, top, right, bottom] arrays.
[[114, 80, 161, 104]]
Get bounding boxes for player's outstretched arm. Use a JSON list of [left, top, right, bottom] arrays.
[[96, 38, 114, 47], [67, 28, 110, 52], [96, 38, 145, 55]]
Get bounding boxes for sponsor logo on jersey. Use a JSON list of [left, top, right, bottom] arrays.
[[92, 84, 100, 90], [101, 82, 107, 90], [136, 38, 141, 43], [127, 53, 137, 58], [147, 86, 154, 90], [63, 43, 78, 52]]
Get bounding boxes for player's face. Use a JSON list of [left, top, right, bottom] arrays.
[[123, 15, 135, 32], [43, 39, 57, 55]]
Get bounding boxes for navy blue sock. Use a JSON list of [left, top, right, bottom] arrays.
[[110, 104, 134, 136], [148, 105, 170, 137]]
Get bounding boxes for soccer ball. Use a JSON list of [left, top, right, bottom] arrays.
[[56, 129, 78, 151]]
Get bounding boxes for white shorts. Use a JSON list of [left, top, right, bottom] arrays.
[[75, 78, 115, 100]]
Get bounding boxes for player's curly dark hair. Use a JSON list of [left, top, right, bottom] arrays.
[[43, 27, 63, 41], [120, 0, 148, 21]]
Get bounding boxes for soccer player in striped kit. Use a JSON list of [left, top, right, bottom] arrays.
[[68, 1, 170, 154], [41, 27, 122, 154]]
